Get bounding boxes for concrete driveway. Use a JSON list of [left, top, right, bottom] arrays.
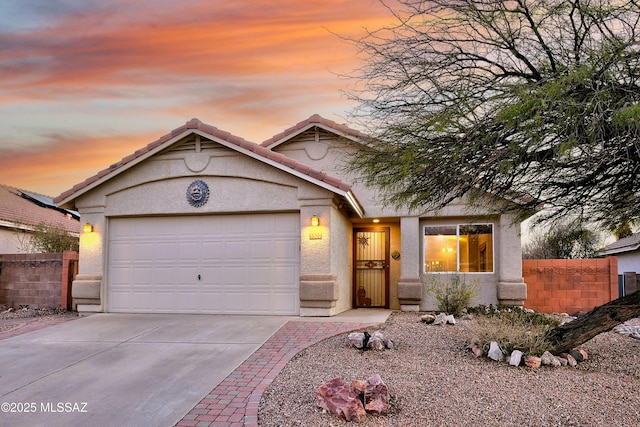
[[0, 313, 291, 427]]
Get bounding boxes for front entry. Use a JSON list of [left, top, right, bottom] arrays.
[[353, 228, 390, 308]]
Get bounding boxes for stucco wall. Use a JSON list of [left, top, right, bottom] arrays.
[[617, 252, 640, 275]]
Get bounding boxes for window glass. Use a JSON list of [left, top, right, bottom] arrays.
[[424, 225, 457, 272], [424, 224, 493, 273]]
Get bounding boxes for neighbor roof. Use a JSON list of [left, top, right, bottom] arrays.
[[0, 184, 81, 234], [600, 234, 640, 256], [54, 117, 364, 217]]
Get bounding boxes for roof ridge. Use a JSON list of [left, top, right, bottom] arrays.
[[260, 114, 367, 147]]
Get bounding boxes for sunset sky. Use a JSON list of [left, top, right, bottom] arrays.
[[0, 0, 394, 197]]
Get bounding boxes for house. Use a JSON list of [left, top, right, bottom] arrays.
[[0, 184, 80, 254], [600, 234, 640, 295], [54, 115, 527, 316]]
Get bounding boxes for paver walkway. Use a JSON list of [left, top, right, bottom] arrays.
[[175, 320, 377, 427]]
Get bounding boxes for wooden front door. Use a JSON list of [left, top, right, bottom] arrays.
[[353, 228, 390, 308]]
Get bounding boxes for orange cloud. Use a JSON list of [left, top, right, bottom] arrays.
[[0, 132, 154, 197], [0, 1, 392, 98], [0, 0, 396, 196]]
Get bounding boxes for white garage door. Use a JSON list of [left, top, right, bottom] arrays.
[[107, 214, 300, 314]]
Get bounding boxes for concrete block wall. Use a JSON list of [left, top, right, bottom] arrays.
[[523, 257, 618, 315], [0, 252, 78, 309]]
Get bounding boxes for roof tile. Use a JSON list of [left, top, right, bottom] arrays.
[[0, 184, 80, 235]]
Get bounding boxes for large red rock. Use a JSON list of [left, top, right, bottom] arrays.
[[315, 378, 367, 422], [364, 374, 389, 415]]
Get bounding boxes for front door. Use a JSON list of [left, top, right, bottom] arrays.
[[353, 228, 390, 308]]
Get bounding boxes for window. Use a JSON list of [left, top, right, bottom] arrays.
[[424, 224, 493, 273]]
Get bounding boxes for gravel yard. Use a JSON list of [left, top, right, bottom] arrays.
[[0, 306, 78, 336], [259, 311, 640, 427]]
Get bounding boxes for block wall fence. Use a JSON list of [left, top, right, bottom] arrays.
[[0, 251, 78, 310], [522, 257, 618, 315]]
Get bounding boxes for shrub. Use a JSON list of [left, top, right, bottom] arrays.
[[425, 273, 478, 317], [467, 305, 561, 356]]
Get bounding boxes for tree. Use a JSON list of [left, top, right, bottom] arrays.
[[28, 222, 79, 253], [347, 0, 640, 229], [522, 221, 601, 258]]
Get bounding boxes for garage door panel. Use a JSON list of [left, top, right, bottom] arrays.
[[108, 214, 299, 314]]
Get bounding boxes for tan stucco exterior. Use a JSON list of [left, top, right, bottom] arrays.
[[57, 116, 527, 316]]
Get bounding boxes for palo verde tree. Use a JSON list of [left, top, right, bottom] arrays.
[[348, 0, 640, 229], [347, 0, 640, 353]]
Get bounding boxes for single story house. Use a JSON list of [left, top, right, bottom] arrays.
[[54, 115, 527, 316], [0, 184, 80, 254], [600, 234, 640, 295]]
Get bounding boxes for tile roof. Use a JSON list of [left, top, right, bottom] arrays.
[[600, 234, 640, 255], [54, 117, 358, 211], [261, 114, 368, 148], [0, 184, 80, 234]]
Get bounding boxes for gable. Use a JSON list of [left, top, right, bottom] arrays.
[[54, 119, 364, 217]]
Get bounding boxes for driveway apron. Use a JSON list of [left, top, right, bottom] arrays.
[[0, 313, 289, 427]]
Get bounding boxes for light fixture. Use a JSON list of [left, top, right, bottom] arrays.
[[372, 218, 380, 223], [83, 223, 93, 233], [311, 215, 319, 227]]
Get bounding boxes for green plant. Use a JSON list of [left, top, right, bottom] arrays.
[[425, 273, 478, 317], [30, 222, 79, 253], [467, 306, 561, 356]]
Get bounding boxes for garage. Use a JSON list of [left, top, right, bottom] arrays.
[[107, 213, 300, 314]]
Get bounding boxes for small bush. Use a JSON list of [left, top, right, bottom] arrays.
[[425, 273, 478, 317], [467, 305, 560, 355]]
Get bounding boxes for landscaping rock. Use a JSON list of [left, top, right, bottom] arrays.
[[556, 356, 568, 366], [368, 331, 386, 351], [364, 374, 389, 415], [577, 348, 588, 360], [524, 355, 541, 368], [560, 353, 578, 367], [488, 341, 504, 362], [541, 351, 561, 368], [509, 350, 523, 366], [421, 314, 436, 324], [315, 378, 366, 422], [470, 345, 483, 358], [433, 313, 448, 325], [569, 349, 584, 363], [348, 332, 366, 349]]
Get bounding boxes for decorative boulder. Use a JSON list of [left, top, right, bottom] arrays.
[[368, 331, 386, 351], [364, 374, 389, 415], [488, 341, 504, 362], [421, 314, 436, 324], [509, 350, 523, 366], [541, 351, 561, 367], [315, 378, 366, 422], [524, 355, 541, 368], [348, 332, 366, 349]]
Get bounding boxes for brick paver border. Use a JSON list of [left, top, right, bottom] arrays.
[[176, 321, 377, 427]]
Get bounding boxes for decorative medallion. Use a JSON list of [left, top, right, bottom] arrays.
[[186, 180, 210, 207], [357, 235, 370, 247]]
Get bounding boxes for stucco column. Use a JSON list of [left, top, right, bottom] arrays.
[[299, 204, 338, 316], [496, 214, 527, 305], [72, 207, 105, 314], [397, 216, 423, 311]]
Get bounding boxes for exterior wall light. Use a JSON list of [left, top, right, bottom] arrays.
[[373, 218, 380, 223], [83, 223, 93, 233], [311, 215, 319, 227]]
